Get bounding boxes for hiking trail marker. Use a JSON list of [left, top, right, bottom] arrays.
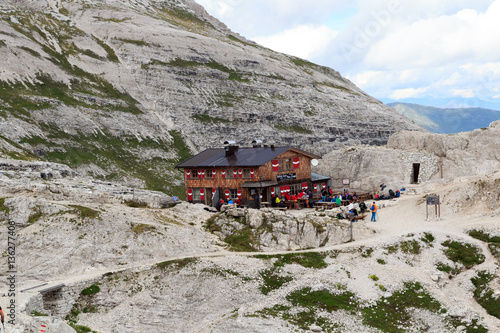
[[426, 194, 440, 219]]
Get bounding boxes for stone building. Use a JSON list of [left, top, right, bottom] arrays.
[[176, 143, 328, 207]]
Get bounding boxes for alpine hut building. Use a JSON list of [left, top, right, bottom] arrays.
[[176, 141, 330, 208]]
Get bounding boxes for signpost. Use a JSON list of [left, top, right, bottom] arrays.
[[426, 194, 440, 219]]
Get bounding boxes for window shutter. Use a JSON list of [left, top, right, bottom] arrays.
[[293, 157, 300, 169], [213, 169, 216, 178], [200, 188, 205, 200], [221, 170, 226, 179], [212, 188, 216, 196], [271, 188, 275, 196], [250, 169, 254, 178], [238, 169, 243, 178], [185, 170, 190, 179], [237, 190, 241, 199], [233, 169, 237, 178], [225, 190, 230, 200], [322, 183, 326, 189], [187, 189, 193, 201], [314, 184, 318, 193], [272, 160, 279, 171]]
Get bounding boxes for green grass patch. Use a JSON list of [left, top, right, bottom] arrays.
[[420, 232, 435, 245], [31, 310, 48, 316], [441, 240, 485, 269], [287, 287, 359, 313], [255, 252, 328, 269], [19, 45, 40, 57], [361, 281, 441, 333], [400, 239, 421, 254], [191, 113, 231, 123], [27, 210, 43, 224], [69, 205, 100, 220], [131, 223, 156, 234], [81, 284, 100, 296], [471, 270, 500, 319], [468, 229, 500, 243], [315, 81, 356, 94], [224, 228, 258, 252], [167, 58, 249, 82], [259, 269, 293, 295], [0, 197, 10, 214], [156, 258, 197, 270]]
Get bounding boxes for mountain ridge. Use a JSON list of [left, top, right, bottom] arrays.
[[388, 102, 500, 134], [0, 0, 423, 196]]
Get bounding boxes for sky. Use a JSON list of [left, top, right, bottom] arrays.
[[195, 0, 500, 110]]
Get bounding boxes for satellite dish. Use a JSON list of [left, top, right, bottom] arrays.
[[311, 159, 319, 166]]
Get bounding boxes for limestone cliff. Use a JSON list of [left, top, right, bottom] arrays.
[[0, 0, 423, 196]]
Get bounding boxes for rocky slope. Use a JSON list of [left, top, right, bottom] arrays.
[[0, 162, 499, 332], [0, 0, 423, 196]]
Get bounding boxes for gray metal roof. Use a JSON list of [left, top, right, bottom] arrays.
[[311, 172, 330, 182], [176, 147, 318, 168]]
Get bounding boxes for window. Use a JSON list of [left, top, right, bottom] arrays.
[[243, 168, 252, 178], [205, 169, 213, 179], [278, 158, 293, 171], [230, 189, 238, 200], [226, 169, 236, 179], [191, 169, 198, 178], [192, 188, 201, 200]]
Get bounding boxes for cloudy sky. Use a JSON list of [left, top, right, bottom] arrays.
[[195, 0, 500, 110]]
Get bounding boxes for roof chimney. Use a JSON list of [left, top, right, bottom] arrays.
[[224, 140, 238, 157], [251, 139, 262, 148]]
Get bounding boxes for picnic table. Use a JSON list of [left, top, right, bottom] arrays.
[[315, 201, 336, 210]]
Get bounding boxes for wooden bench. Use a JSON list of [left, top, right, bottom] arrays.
[[315, 202, 335, 210], [271, 207, 287, 211]]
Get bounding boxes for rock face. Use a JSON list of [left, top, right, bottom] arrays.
[[0, 0, 423, 194], [211, 205, 374, 251], [315, 120, 500, 192]]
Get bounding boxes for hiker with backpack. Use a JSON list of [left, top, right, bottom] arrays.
[[370, 202, 377, 222]]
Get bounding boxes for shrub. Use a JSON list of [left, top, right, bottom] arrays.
[[441, 240, 485, 269]]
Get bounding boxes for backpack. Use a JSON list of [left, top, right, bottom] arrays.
[[371, 205, 376, 211]]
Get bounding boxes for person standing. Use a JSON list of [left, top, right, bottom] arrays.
[[370, 201, 377, 222], [0, 305, 4, 328]]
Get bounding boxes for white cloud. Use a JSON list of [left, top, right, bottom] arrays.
[[390, 87, 428, 99], [195, 0, 500, 107], [452, 89, 476, 98], [253, 25, 338, 59]]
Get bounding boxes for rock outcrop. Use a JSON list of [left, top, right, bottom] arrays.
[[315, 120, 500, 192]]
